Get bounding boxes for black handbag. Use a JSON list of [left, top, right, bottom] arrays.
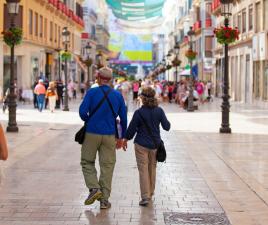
[[138, 111, 166, 162], [75, 87, 112, 145], [75, 125, 86, 144]]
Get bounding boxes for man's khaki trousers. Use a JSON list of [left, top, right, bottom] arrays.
[[134, 144, 157, 200], [81, 133, 116, 200]]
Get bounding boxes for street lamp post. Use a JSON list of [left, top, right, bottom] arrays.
[[166, 51, 172, 82], [84, 42, 92, 88], [62, 27, 70, 111], [187, 26, 195, 112], [162, 58, 166, 81], [219, 0, 233, 133], [174, 42, 180, 83], [6, 0, 21, 132], [96, 51, 103, 69]]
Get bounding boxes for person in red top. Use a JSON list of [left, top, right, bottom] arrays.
[[34, 79, 46, 112], [168, 83, 174, 103]]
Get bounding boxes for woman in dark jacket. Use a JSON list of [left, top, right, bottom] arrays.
[[123, 87, 171, 206]]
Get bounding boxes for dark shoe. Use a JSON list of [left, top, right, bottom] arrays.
[[84, 189, 102, 205], [139, 199, 149, 206], [100, 199, 111, 209]]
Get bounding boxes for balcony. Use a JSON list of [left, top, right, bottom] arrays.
[[47, 0, 84, 28], [211, 0, 221, 16], [205, 18, 212, 28]]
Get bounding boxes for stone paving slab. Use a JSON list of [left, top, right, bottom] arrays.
[[0, 121, 224, 224], [0, 99, 268, 224]]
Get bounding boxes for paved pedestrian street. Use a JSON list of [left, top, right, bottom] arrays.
[[1, 100, 268, 225]]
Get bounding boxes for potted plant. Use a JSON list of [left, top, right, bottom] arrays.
[[84, 58, 93, 67], [185, 49, 197, 60], [61, 51, 72, 61], [166, 64, 172, 70], [2, 27, 23, 47], [214, 26, 239, 44], [172, 57, 181, 67]]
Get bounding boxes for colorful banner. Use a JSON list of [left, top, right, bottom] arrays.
[[108, 19, 153, 64]]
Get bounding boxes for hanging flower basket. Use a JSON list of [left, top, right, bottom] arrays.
[[185, 49, 197, 60], [61, 51, 72, 61], [84, 58, 93, 67], [2, 27, 23, 47], [214, 26, 239, 45], [166, 64, 172, 70], [172, 57, 181, 67]]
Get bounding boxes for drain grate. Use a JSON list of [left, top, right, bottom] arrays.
[[164, 212, 231, 225]]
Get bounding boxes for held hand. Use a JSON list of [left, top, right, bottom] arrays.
[[116, 139, 123, 149], [122, 139, 128, 151]]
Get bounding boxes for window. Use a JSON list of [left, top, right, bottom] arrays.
[[58, 26, 61, 47], [242, 9, 246, 33], [39, 15, 43, 37], [76, 3, 83, 18], [249, 5, 253, 30], [233, 14, 237, 28], [256, 2, 261, 32], [29, 9, 33, 35], [196, 7, 200, 21], [264, 62, 268, 100], [72, 33, 74, 50], [205, 36, 213, 57], [44, 18, 47, 39], [34, 12, 38, 36], [205, 3, 212, 18], [264, 0, 268, 30], [50, 21, 53, 41], [238, 13, 242, 33], [55, 24, 57, 43], [253, 61, 260, 98]]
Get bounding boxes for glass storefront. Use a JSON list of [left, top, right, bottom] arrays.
[[263, 62, 268, 100], [253, 61, 260, 98]]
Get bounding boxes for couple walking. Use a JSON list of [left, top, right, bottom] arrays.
[[79, 67, 170, 209]]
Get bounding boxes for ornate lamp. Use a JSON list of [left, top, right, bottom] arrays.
[[62, 27, 70, 44], [85, 42, 91, 56], [220, 0, 233, 17], [6, 0, 20, 15]]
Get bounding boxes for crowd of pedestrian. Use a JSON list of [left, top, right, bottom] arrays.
[[128, 78, 213, 110], [32, 78, 81, 112]]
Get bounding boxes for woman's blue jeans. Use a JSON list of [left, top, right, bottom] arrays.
[[37, 94, 45, 112]]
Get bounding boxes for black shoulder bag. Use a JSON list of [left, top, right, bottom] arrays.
[[75, 88, 112, 144], [138, 111, 166, 162]]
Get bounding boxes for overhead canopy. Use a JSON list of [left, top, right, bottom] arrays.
[[106, 0, 166, 21]]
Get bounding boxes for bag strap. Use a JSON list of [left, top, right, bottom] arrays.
[[137, 111, 158, 149], [100, 87, 119, 138], [87, 87, 112, 121]]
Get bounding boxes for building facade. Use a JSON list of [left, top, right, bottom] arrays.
[[0, 0, 84, 99]]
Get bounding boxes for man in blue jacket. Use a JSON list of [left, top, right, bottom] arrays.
[[79, 67, 127, 209]]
